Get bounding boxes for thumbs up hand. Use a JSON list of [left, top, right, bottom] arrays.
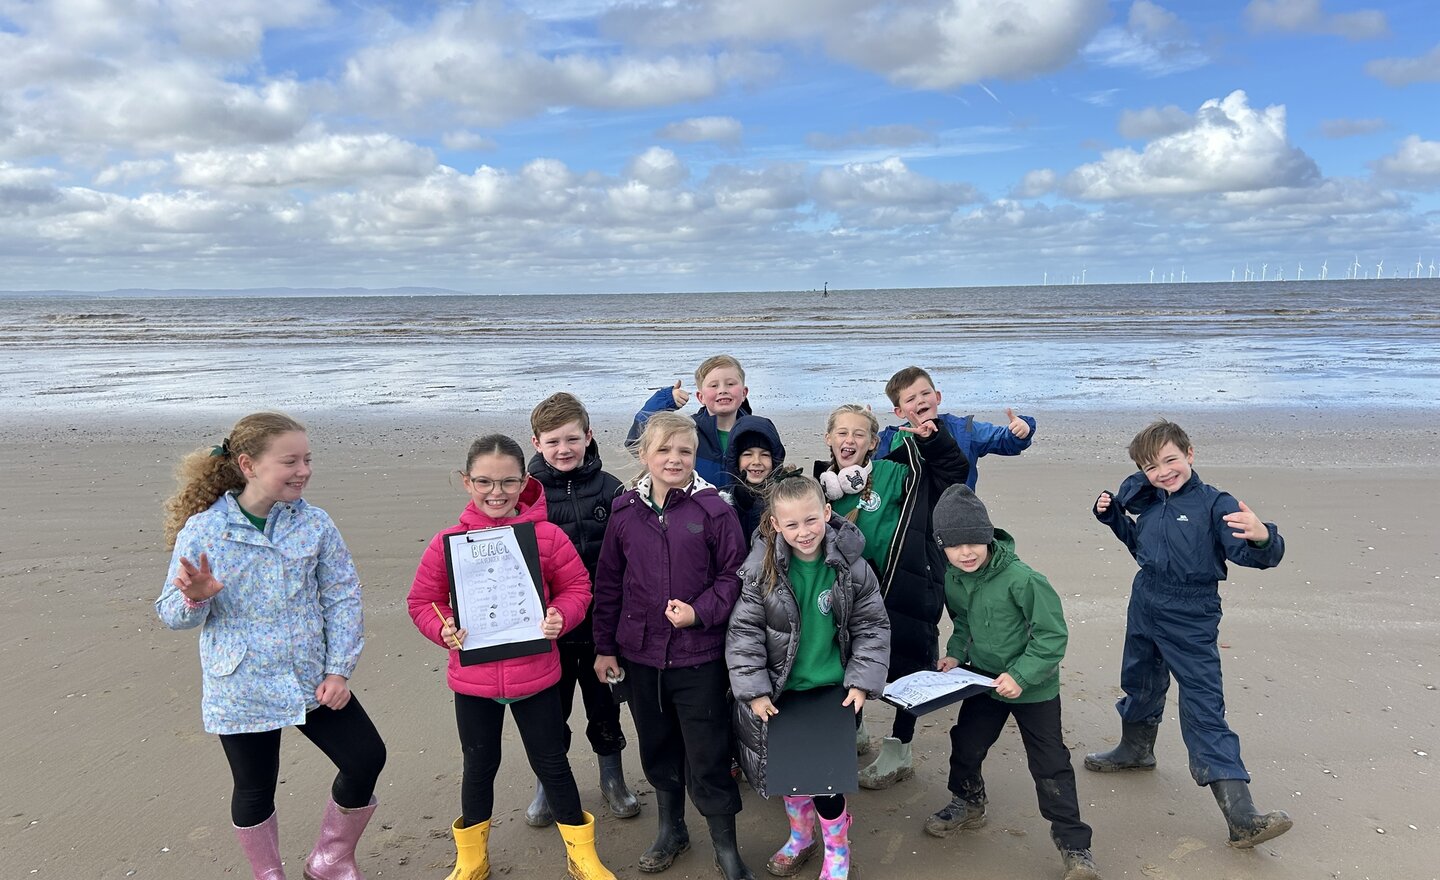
[[671, 380, 691, 409], [1005, 408, 1031, 439]]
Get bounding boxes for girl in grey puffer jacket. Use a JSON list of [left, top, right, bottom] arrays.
[[725, 476, 890, 880]]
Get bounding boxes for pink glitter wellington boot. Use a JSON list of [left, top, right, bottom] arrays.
[[303, 796, 378, 880], [766, 796, 820, 876], [234, 811, 286, 880], [817, 809, 852, 880]]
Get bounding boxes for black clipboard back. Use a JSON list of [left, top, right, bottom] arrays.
[[441, 522, 552, 667], [764, 685, 859, 798]]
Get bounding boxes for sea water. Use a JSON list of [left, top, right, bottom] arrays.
[[2, 281, 1436, 420]]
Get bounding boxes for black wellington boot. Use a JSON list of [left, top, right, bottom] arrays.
[[598, 752, 641, 818], [1083, 722, 1158, 772], [1210, 779, 1293, 848], [707, 813, 756, 880], [638, 788, 690, 873]]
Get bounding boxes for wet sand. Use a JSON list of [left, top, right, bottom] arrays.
[[2, 406, 1437, 880]]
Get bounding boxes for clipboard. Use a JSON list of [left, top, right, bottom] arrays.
[[441, 522, 550, 667], [880, 667, 994, 717], [764, 685, 859, 798]]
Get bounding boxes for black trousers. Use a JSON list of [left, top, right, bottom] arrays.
[[623, 658, 742, 817], [946, 695, 1092, 851], [218, 698, 387, 827], [557, 637, 627, 756], [455, 686, 583, 826]]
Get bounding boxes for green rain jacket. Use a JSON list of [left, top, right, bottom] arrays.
[[942, 528, 1067, 704]]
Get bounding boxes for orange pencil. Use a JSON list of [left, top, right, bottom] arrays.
[[431, 601, 462, 650]]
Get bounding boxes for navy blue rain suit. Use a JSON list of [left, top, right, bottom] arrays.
[[1095, 469, 1285, 786]]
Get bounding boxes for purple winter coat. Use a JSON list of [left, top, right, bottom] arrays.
[[592, 475, 748, 669]]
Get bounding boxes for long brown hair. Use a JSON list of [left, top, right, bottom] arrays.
[[163, 412, 306, 547], [757, 474, 828, 596]]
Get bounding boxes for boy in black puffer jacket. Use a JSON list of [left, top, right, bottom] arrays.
[[524, 393, 640, 825]]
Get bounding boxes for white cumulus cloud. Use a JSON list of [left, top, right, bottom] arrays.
[[1118, 104, 1194, 139], [1372, 136, 1440, 190], [1365, 43, 1440, 87], [174, 134, 436, 189], [1063, 90, 1319, 199]]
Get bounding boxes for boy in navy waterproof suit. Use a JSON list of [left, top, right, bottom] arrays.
[[876, 366, 1035, 490], [626, 354, 753, 486], [1087, 420, 1292, 849]]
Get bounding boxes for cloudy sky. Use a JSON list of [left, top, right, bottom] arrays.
[[3, 0, 1438, 292]]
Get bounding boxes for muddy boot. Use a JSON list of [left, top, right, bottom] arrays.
[[766, 796, 819, 876], [857, 736, 913, 790], [923, 795, 986, 838], [598, 753, 641, 819], [707, 813, 756, 880], [1060, 848, 1101, 880], [525, 778, 555, 828], [638, 788, 690, 873], [1083, 722, 1157, 772], [1210, 780, 1293, 848]]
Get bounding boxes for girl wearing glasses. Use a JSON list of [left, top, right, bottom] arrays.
[[407, 434, 617, 880]]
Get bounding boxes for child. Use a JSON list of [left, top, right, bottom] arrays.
[[812, 403, 970, 787], [408, 434, 615, 880], [1087, 420, 1291, 848], [157, 412, 387, 880], [626, 353, 753, 486], [523, 393, 641, 826], [721, 413, 788, 545], [591, 412, 754, 880], [726, 476, 891, 880], [876, 365, 1035, 490], [928, 485, 1101, 880]]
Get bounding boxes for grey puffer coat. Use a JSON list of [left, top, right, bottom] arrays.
[[725, 514, 891, 796]]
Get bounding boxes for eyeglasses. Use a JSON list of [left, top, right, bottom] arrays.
[[466, 476, 526, 492]]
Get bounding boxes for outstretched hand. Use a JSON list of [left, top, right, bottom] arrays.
[[898, 419, 937, 439], [1004, 407, 1031, 439], [1223, 500, 1269, 541], [174, 553, 224, 603]]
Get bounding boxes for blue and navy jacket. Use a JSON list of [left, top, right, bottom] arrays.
[[877, 412, 1035, 490], [721, 415, 786, 546], [625, 387, 754, 486], [1094, 469, 1284, 590]]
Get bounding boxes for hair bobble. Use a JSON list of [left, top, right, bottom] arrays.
[[210, 437, 232, 458]]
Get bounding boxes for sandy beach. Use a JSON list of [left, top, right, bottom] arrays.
[[3, 405, 1437, 880]]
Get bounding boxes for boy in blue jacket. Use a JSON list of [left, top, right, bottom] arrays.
[[1087, 420, 1292, 849], [626, 354, 752, 486], [876, 366, 1035, 490]]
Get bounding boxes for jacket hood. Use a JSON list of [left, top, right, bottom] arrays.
[[457, 476, 549, 529], [526, 438, 603, 481], [633, 469, 715, 500], [723, 415, 786, 483]]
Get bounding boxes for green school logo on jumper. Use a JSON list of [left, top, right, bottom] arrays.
[[817, 589, 834, 616], [857, 491, 881, 512]]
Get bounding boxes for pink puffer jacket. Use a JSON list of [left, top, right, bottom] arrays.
[[408, 479, 591, 699]]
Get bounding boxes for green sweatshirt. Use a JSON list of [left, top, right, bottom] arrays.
[[828, 457, 907, 572], [943, 529, 1067, 704]]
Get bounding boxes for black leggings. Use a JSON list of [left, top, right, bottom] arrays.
[[455, 686, 583, 827], [219, 698, 387, 827], [813, 794, 845, 821]]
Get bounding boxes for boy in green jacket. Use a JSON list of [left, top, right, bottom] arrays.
[[926, 486, 1101, 880]]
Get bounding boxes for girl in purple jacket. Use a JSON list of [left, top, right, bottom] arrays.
[[592, 411, 754, 880]]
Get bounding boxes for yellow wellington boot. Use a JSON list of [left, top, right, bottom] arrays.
[[444, 817, 491, 880], [556, 811, 617, 880]]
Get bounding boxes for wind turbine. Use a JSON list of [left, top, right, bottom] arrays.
[[1081, 267, 1087, 285], [1180, 266, 1186, 283], [1376, 259, 1383, 279], [1351, 255, 1361, 280], [1430, 259, 1436, 279], [1231, 267, 1236, 282], [1417, 255, 1425, 278], [1149, 267, 1155, 283], [1297, 262, 1303, 280], [1321, 260, 1328, 281], [1261, 263, 1268, 282]]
